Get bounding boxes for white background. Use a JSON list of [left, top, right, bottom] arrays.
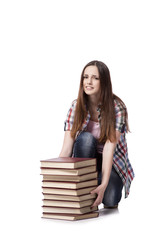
[[0, 0, 160, 239]]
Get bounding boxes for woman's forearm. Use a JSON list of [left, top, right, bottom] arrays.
[[101, 131, 121, 188], [59, 131, 74, 157], [101, 141, 117, 188]]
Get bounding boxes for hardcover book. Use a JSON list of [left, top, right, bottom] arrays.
[[42, 179, 98, 189], [41, 165, 96, 176], [42, 186, 96, 196], [41, 157, 96, 169], [42, 172, 98, 182], [43, 199, 95, 208], [43, 193, 97, 201], [42, 205, 98, 214], [42, 212, 99, 221]]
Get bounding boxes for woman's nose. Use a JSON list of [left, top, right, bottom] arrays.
[[87, 77, 92, 84]]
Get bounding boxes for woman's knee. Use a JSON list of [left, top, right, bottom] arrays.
[[102, 188, 122, 206], [101, 168, 123, 206], [73, 132, 97, 158], [76, 132, 97, 146]]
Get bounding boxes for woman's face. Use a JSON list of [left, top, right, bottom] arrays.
[[83, 65, 101, 100]]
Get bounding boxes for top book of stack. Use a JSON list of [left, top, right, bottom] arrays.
[[41, 157, 96, 169]]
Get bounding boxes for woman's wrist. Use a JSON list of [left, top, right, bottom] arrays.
[[100, 182, 108, 191]]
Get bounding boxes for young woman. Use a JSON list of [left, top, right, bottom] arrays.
[[59, 60, 134, 208]]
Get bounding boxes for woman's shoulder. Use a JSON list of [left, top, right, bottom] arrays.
[[67, 99, 77, 111], [70, 99, 77, 107], [71, 99, 77, 105], [114, 96, 127, 111]]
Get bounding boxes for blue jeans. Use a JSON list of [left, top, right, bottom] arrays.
[[73, 132, 123, 207]]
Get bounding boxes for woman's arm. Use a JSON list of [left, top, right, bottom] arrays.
[[91, 130, 121, 207], [59, 131, 75, 157]]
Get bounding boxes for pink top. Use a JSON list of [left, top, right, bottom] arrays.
[[86, 120, 104, 154]]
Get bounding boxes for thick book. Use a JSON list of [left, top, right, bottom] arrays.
[[41, 157, 96, 169], [41, 165, 96, 176], [42, 205, 98, 214], [42, 179, 98, 189], [42, 212, 99, 221], [43, 199, 95, 208], [42, 172, 98, 182], [42, 186, 96, 196], [43, 193, 97, 201]]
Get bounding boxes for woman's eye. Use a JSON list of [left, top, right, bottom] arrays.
[[83, 75, 99, 80]]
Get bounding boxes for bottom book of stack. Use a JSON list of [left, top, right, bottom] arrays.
[[42, 212, 98, 221]]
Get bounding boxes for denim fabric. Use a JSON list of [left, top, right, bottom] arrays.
[[73, 131, 123, 206]]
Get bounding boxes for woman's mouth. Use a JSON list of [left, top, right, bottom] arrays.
[[86, 86, 94, 90]]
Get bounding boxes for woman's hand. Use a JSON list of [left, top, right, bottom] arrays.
[[90, 184, 106, 207]]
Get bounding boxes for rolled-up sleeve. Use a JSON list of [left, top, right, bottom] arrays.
[[115, 100, 127, 133], [64, 100, 77, 131]]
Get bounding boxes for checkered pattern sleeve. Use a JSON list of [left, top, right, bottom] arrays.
[[64, 100, 77, 131], [115, 99, 127, 133]]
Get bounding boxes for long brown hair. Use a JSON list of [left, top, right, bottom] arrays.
[[71, 60, 129, 143]]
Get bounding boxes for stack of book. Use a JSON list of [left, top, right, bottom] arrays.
[[40, 157, 99, 221]]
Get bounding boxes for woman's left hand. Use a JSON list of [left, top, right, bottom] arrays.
[[90, 184, 106, 207]]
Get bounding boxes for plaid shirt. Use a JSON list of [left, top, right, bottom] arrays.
[[64, 99, 134, 198]]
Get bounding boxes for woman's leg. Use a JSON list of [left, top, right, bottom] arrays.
[[73, 132, 123, 207], [98, 167, 123, 207], [73, 132, 97, 158]]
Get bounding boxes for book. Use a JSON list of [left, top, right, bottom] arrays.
[[42, 212, 99, 221], [42, 172, 98, 182], [42, 205, 98, 214], [43, 193, 97, 201], [43, 199, 95, 208], [42, 179, 98, 189], [41, 165, 96, 176], [42, 186, 96, 196], [41, 157, 96, 169]]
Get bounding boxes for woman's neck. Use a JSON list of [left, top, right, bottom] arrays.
[[87, 97, 100, 122], [87, 95, 100, 108]]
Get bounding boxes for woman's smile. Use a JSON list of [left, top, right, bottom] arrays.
[[85, 86, 94, 90]]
